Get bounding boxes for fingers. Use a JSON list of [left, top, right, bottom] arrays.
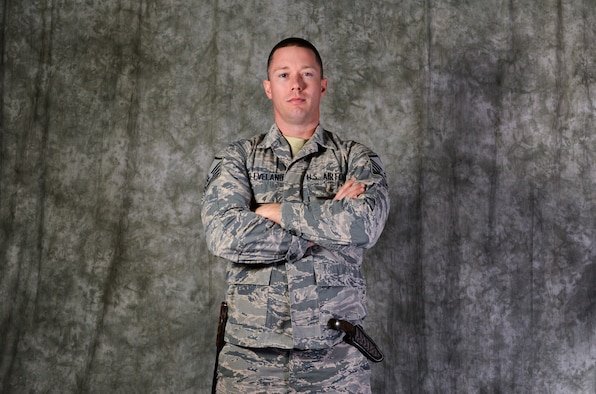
[[333, 178, 355, 200], [333, 178, 366, 201], [347, 182, 366, 199]]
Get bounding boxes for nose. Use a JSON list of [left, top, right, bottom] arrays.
[[291, 75, 304, 91]]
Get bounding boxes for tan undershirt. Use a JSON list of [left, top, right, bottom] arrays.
[[284, 136, 308, 157]]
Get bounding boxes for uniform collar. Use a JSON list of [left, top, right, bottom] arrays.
[[260, 124, 334, 152]]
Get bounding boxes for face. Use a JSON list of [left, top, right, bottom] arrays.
[[263, 46, 328, 136]]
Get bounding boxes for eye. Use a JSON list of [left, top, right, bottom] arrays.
[[279, 73, 288, 78]]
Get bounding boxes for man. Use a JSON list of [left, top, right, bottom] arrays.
[[202, 37, 389, 393]]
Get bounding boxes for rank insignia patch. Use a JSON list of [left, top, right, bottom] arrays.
[[204, 157, 223, 191], [369, 154, 385, 176]]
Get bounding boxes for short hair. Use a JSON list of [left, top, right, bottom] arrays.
[[266, 37, 324, 79]]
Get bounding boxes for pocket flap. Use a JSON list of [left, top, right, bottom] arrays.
[[226, 263, 272, 285]]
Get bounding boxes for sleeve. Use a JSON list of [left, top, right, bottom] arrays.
[[201, 141, 310, 264], [279, 143, 390, 250]]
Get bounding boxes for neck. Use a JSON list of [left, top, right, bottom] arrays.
[[276, 120, 319, 139]]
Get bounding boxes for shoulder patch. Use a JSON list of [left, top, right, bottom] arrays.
[[369, 154, 385, 176], [204, 157, 223, 191]]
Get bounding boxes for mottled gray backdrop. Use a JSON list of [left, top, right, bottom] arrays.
[[1, 1, 594, 393]]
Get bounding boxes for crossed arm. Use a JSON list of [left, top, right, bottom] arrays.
[[254, 178, 365, 225], [202, 141, 389, 262]]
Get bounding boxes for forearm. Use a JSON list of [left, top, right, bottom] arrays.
[[280, 180, 390, 249], [203, 204, 311, 264], [254, 178, 368, 244], [201, 144, 309, 264], [254, 203, 282, 225]]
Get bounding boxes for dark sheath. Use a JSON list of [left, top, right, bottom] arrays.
[[327, 318, 384, 363], [212, 302, 228, 394]]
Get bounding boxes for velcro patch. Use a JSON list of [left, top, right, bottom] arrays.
[[369, 154, 385, 176], [204, 157, 223, 191]]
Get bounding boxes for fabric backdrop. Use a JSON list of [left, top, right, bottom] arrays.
[[1, 1, 594, 393]]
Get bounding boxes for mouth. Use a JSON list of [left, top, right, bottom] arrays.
[[288, 97, 306, 104]]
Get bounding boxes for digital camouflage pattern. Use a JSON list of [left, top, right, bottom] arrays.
[[201, 124, 390, 351], [216, 342, 372, 393]]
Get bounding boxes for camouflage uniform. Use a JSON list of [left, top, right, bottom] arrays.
[[217, 342, 371, 393], [202, 124, 389, 391]]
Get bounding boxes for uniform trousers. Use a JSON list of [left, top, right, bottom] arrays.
[[215, 341, 371, 393]]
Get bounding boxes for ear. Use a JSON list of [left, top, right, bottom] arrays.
[[320, 78, 328, 97], [263, 80, 273, 99]]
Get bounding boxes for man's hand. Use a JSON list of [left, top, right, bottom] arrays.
[[254, 203, 281, 225], [333, 178, 365, 200]]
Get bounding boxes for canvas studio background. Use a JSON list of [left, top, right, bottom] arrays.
[[1, 1, 594, 392]]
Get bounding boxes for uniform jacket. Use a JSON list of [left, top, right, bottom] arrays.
[[201, 124, 390, 350]]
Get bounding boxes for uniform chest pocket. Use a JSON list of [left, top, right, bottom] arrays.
[[307, 182, 335, 201], [306, 174, 345, 202], [249, 171, 285, 204]]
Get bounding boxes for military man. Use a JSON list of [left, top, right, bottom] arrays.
[[202, 37, 390, 393]]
